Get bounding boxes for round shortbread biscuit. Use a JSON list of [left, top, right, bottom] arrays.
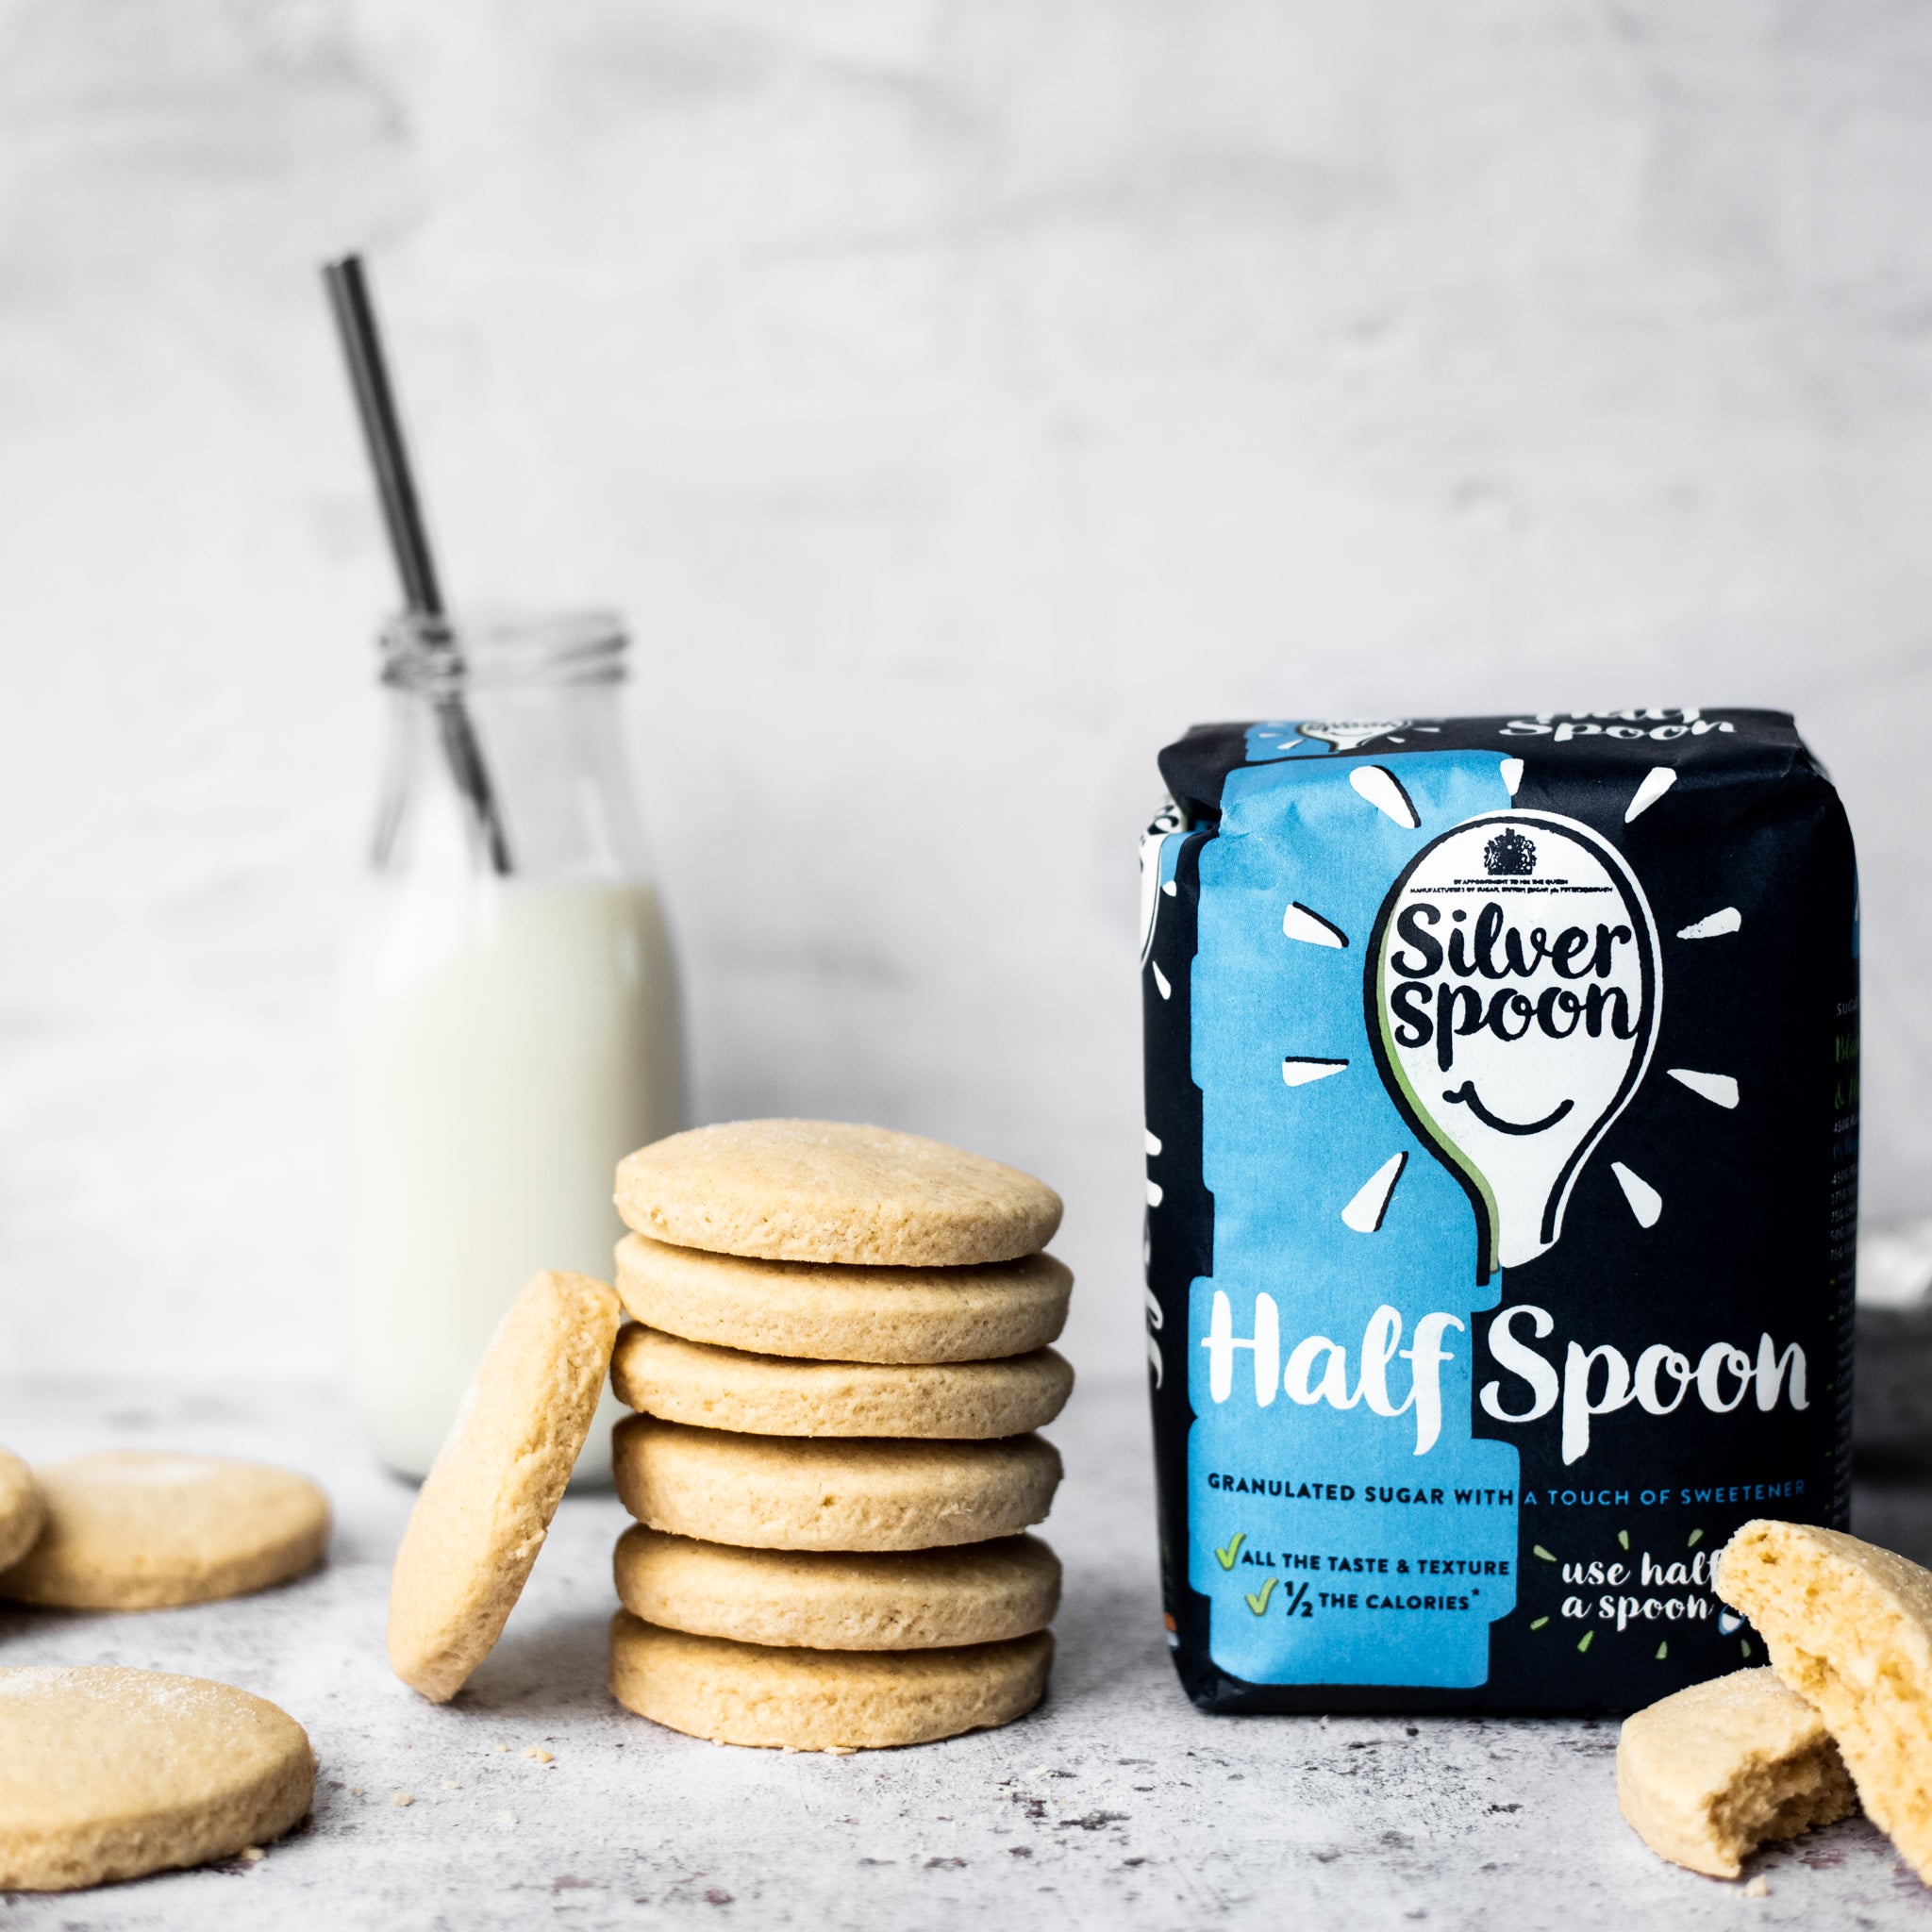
[[614, 1120, 1062, 1267], [0, 1448, 43, 1574], [615, 1232, 1072, 1365], [613, 1416, 1061, 1552], [608, 1614, 1053, 1749], [610, 1324, 1074, 1440], [0, 1453, 329, 1611], [0, 1666, 314, 1891], [614, 1526, 1061, 1650], [389, 1270, 623, 1703]]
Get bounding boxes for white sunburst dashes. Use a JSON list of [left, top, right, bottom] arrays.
[[1677, 908, 1741, 940], [1667, 1069, 1739, 1109], [1282, 901, 1349, 948], [1341, 1153, 1407, 1233], [1624, 766, 1677, 823], [1611, 1162, 1662, 1228], [1348, 765, 1421, 829], [1283, 1058, 1349, 1088]]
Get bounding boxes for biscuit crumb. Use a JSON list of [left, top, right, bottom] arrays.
[[1743, 1876, 1770, 1897], [240, 1847, 264, 1862], [441, 1781, 460, 1791], [823, 1745, 857, 1757], [524, 1748, 553, 1763], [349, 1785, 366, 1796], [1028, 1767, 1052, 1780], [391, 1792, 415, 1807], [498, 1811, 517, 1826], [492, 1743, 509, 1754]]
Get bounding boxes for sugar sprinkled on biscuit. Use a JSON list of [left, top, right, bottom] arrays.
[[0, 1666, 314, 1892]]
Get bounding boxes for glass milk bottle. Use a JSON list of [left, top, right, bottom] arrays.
[[339, 611, 685, 1482]]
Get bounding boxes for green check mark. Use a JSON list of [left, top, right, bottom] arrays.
[[1214, 1531, 1246, 1571], [1245, 1579, 1277, 1616]]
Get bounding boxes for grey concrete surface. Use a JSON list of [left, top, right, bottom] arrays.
[[2, 1372, 1929, 1929]]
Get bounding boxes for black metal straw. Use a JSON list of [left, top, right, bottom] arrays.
[[323, 254, 512, 874]]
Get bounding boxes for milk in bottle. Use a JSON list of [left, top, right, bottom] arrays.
[[339, 612, 685, 1481]]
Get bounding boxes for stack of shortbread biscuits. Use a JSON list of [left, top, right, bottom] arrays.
[[603, 1120, 1074, 1751]]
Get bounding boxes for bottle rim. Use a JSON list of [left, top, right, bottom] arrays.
[[379, 608, 627, 691]]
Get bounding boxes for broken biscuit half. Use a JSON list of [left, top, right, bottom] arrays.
[[1718, 1520, 1932, 1884], [1617, 1666, 1856, 1877]]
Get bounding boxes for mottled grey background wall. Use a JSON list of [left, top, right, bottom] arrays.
[[3, 0, 1929, 1385]]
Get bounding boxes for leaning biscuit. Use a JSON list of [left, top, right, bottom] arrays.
[[0, 1453, 328, 1611], [1718, 1520, 1932, 1882], [614, 1527, 1061, 1651], [612, 1416, 1061, 1552], [608, 1613, 1053, 1749], [610, 1324, 1074, 1440], [0, 1666, 314, 1891], [1616, 1667, 1857, 1877], [389, 1270, 623, 1703], [614, 1120, 1062, 1267], [0, 1449, 43, 1574], [615, 1233, 1072, 1365]]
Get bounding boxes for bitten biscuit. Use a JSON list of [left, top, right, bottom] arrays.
[[613, 1416, 1061, 1552], [389, 1270, 623, 1703], [0, 1667, 314, 1891], [614, 1120, 1062, 1267], [1718, 1520, 1932, 1882], [614, 1527, 1061, 1650], [0, 1449, 43, 1574], [608, 1613, 1053, 1749], [0, 1453, 328, 1611], [1617, 1668, 1857, 1877], [610, 1324, 1074, 1440], [614, 1233, 1072, 1365]]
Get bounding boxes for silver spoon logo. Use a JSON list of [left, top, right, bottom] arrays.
[[1365, 811, 1660, 1282]]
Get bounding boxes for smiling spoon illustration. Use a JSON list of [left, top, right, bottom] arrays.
[[1295, 719, 1413, 753], [1364, 811, 1660, 1282]]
